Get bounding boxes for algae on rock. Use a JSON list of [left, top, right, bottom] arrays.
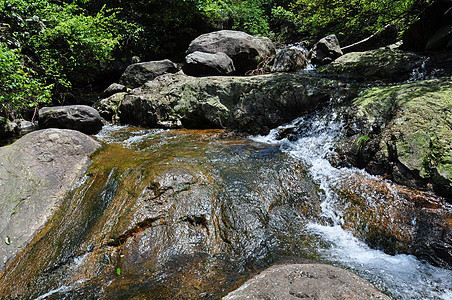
[[347, 77, 452, 197]]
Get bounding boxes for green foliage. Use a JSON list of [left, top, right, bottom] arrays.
[[290, 0, 429, 45], [0, 0, 130, 109], [0, 43, 52, 117]]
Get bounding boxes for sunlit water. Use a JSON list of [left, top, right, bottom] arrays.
[[252, 108, 452, 300]]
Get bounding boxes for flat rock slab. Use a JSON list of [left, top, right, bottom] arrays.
[[223, 264, 391, 299], [0, 129, 99, 270]]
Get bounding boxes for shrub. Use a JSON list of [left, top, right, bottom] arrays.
[[0, 43, 52, 118]]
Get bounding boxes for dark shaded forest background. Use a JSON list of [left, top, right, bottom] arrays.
[[0, 0, 431, 117]]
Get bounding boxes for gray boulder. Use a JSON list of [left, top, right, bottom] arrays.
[[39, 105, 103, 134], [102, 83, 127, 98], [186, 30, 276, 74], [0, 129, 99, 270], [183, 51, 235, 76], [223, 264, 390, 299], [272, 47, 307, 72], [317, 48, 427, 83], [119, 59, 178, 88], [309, 34, 343, 66]]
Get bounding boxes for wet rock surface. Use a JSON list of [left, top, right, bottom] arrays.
[[223, 263, 391, 299], [0, 126, 450, 299], [339, 77, 452, 200], [119, 73, 351, 135], [0, 129, 100, 271], [271, 46, 307, 72], [39, 105, 104, 134]]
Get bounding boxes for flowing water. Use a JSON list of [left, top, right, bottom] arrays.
[[1, 107, 451, 299], [252, 108, 452, 300]]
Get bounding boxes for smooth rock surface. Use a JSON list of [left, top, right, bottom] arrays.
[[186, 30, 276, 74], [119, 59, 178, 88], [183, 51, 235, 76], [223, 264, 391, 299], [0, 129, 99, 270], [39, 105, 104, 134]]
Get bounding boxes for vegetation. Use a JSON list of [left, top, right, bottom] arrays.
[[0, 0, 430, 119]]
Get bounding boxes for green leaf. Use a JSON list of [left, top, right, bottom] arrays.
[[116, 268, 121, 275]]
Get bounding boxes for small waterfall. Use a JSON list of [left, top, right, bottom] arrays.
[[252, 107, 452, 300]]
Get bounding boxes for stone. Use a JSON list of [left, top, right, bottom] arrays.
[[223, 264, 391, 299], [119, 59, 178, 88], [102, 83, 128, 98], [0, 129, 99, 271], [39, 105, 104, 134], [119, 73, 350, 135], [271, 47, 307, 72], [340, 77, 452, 199], [183, 51, 235, 76], [186, 30, 276, 74], [309, 34, 343, 66], [317, 48, 427, 83], [95, 92, 127, 122]]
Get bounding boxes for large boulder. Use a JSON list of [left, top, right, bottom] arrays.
[[39, 105, 103, 134], [224, 264, 391, 299], [0, 129, 99, 270], [339, 77, 452, 199], [309, 34, 343, 66], [186, 30, 276, 74], [119, 59, 178, 88], [318, 48, 426, 83], [119, 73, 350, 135], [402, 0, 452, 52], [271, 47, 307, 72], [183, 51, 235, 76]]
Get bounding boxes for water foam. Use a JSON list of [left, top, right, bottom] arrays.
[[252, 108, 452, 299]]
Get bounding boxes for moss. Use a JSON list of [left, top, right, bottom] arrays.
[[351, 77, 452, 192]]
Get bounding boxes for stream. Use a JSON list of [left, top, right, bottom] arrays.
[[0, 103, 451, 299]]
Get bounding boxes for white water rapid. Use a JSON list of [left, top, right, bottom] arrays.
[[252, 108, 452, 300]]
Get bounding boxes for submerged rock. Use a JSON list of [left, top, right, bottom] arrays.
[[0, 127, 449, 298], [186, 30, 276, 74], [39, 105, 104, 134], [223, 264, 391, 299], [119, 73, 350, 135], [0, 129, 99, 271], [340, 77, 452, 199]]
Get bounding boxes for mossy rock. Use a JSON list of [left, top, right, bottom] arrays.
[[348, 77, 452, 197], [318, 48, 425, 83]]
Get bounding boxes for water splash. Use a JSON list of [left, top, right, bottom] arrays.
[[252, 108, 452, 299]]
